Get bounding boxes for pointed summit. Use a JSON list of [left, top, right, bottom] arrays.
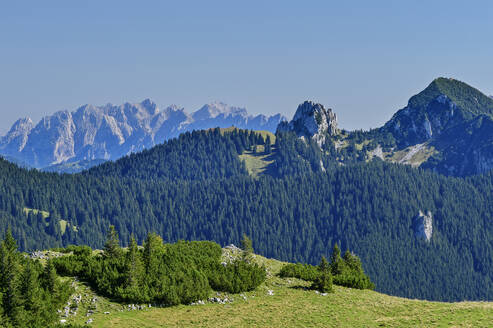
[[139, 99, 159, 115], [277, 101, 338, 147], [9, 117, 34, 134], [192, 102, 248, 121], [408, 77, 493, 118], [0, 117, 34, 153], [385, 78, 493, 147]]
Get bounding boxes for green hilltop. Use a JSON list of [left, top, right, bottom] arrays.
[[408, 77, 493, 118]]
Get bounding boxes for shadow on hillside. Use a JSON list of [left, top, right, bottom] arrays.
[[288, 285, 311, 291], [246, 148, 279, 178]]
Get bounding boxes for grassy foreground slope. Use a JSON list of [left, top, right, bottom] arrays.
[[67, 251, 493, 328]]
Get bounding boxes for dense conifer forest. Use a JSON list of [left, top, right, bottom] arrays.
[[1, 129, 493, 301], [0, 229, 74, 327]]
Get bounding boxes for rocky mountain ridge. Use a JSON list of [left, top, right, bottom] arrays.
[[3, 77, 493, 177], [278, 78, 493, 177], [277, 101, 338, 147], [381, 78, 493, 175], [0, 100, 286, 170]]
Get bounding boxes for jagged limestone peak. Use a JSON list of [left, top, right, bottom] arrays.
[[277, 101, 338, 147], [0, 117, 34, 153]]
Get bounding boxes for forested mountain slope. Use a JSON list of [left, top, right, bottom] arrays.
[[86, 128, 262, 181], [1, 129, 493, 301]]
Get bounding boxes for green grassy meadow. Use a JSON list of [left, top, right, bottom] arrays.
[[239, 145, 276, 177], [60, 252, 493, 328]]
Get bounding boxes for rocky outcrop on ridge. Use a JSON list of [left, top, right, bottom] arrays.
[[277, 101, 338, 147]]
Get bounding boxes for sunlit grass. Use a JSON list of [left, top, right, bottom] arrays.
[[60, 253, 493, 328]]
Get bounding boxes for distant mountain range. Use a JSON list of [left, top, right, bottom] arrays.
[[0, 101, 286, 171], [2, 77, 493, 177]]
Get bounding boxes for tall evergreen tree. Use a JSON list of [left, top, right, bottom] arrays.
[[143, 233, 163, 276], [312, 256, 333, 293], [121, 235, 144, 301], [241, 234, 254, 262], [265, 135, 272, 154], [104, 225, 122, 259], [330, 244, 346, 276], [0, 229, 24, 327], [20, 260, 52, 327], [41, 260, 58, 295]]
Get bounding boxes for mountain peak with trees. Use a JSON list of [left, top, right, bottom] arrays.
[[273, 78, 493, 177]]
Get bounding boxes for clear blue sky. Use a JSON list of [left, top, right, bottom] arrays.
[[1, 0, 493, 134]]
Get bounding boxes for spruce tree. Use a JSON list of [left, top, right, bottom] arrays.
[[41, 260, 57, 295], [20, 260, 49, 327], [312, 256, 333, 293], [330, 244, 346, 276], [240, 234, 254, 262], [0, 229, 24, 327], [265, 136, 272, 154], [123, 235, 144, 301], [104, 225, 122, 259], [143, 233, 164, 278], [319, 256, 330, 272]]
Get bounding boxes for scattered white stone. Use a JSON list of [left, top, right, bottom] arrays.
[[225, 244, 240, 251], [267, 290, 274, 296]]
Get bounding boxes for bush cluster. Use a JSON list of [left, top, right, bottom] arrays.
[[279, 244, 374, 292], [53, 228, 266, 306]]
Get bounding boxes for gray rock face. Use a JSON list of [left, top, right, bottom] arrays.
[[379, 78, 493, 176], [385, 94, 464, 147], [0, 118, 34, 156], [0, 100, 286, 169], [413, 210, 433, 242], [277, 101, 338, 147]]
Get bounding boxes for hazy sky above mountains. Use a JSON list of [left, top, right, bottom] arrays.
[[1, 0, 493, 134]]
